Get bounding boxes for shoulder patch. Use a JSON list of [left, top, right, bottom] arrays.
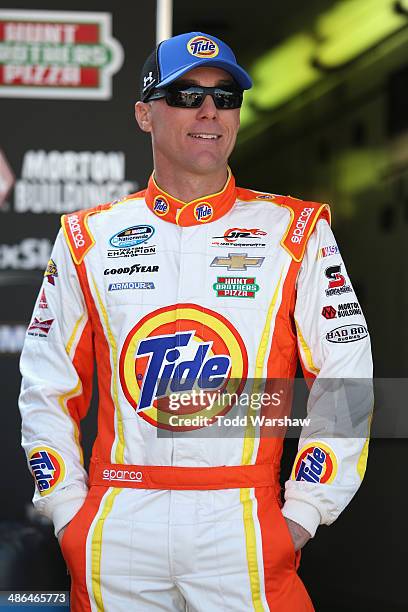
[[279, 196, 331, 262], [61, 202, 113, 265], [61, 192, 146, 264]]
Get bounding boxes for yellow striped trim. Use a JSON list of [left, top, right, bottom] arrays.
[[295, 319, 320, 376], [58, 380, 84, 464], [240, 489, 264, 612], [91, 488, 122, 611], [240, 269, 284, 612], [241, 269, 284, 465], [91, 275, 125, 463], [66, 314, 85, 357], [57, 314, 87, 465], [357, 411, 373, 480]]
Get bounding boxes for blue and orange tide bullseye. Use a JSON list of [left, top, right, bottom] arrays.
[[153, 196, 169, 217], [187, 36, 219, 58], [194, 202, 213, 223], [28, 447, 65, 495], [292, 442, 337, 484], [119, 304, 248, 430]]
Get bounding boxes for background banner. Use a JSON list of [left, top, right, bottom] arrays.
[[0, 1, 156, 520]]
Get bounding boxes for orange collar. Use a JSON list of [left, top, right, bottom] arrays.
[[144, 169, 237, 226]]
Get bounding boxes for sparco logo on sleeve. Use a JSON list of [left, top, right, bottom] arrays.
[[326, 324, 368, 344], [290, 207, 313, 244], [0, 10, 124, 99], [68, 214, 85, 248]]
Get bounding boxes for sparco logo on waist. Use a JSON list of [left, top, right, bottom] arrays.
[[326, 324, 368, 344], [102, 468, 143, 483], [291, 207, 313, 244], [68, 214, 85, 248]]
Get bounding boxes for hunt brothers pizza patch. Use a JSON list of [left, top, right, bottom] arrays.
[[0, 10, 123, 99]]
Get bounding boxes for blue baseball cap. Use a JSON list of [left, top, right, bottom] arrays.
[[140, 32, 252, 101]]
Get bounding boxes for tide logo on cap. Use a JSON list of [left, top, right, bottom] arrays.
[[119, 304, 248, 431], [292, 442, 337, 484], [28, 447, 65, 496], [153, 196, 169, 216], [187, 36, 219, 58], [194, 202, 213, 222]]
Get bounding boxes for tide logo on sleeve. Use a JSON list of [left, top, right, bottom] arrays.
[[119, 304, 248, 431], [28, 447, 65, 495], [292, 442, 337, 484]]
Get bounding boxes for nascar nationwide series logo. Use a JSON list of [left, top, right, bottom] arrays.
[[119, 304, 248, 431], [0, 10, 124, 99], [29, 447, 65, 495]]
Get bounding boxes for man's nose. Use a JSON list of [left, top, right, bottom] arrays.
[[197, 93, 218, 118]]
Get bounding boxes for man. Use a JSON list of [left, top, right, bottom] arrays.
[[19, 32, 372, 611]]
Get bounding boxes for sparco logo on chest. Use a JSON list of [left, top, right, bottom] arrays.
[[119, 304, 248, 431]]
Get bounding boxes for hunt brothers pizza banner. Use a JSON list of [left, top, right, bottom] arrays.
[[0, 2, 155, 521], [0, 10, 123, 99]]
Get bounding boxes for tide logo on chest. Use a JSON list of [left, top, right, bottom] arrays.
[[119, 304, 248, 431]]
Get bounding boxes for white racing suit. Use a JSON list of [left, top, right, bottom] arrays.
[[19, 171, 372, 611]]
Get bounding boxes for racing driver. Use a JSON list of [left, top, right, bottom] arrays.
[[19, 31, 373, 611]]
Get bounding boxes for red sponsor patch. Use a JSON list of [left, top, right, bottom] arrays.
[[27, 317, 53, 337]]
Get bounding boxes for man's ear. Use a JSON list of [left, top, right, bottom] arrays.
[[135, 101, 152, 133]]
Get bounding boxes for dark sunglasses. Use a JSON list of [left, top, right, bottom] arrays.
[[147, 84, 243, 109]]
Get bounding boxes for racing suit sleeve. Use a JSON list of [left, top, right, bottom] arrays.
[[19, 228, 94, 536], [282, 218, 373, 537]]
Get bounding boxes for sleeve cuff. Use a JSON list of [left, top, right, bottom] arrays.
[[42, 486, 88, 536], [281, 499, 321, 537]]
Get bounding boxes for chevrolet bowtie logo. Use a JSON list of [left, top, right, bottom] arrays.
[[210, 253, 265, 271]]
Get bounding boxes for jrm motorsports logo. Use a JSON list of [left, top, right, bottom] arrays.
[[0, 10, 123, 99]]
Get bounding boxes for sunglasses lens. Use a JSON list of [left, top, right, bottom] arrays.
[[164, 86, 243, 109], [167, 87, 204, 108], [214, 89, 243, 109]]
